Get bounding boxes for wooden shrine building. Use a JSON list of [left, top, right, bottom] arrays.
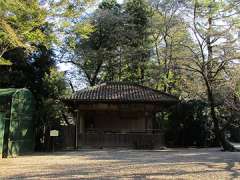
[[62, 82, 178, 149]]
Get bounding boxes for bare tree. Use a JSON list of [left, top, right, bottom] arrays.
[[181, 0, 240, 151]]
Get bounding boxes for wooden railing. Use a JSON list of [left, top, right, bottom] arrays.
[[86, 128, 163, 134], [78, 129, 164, 148]]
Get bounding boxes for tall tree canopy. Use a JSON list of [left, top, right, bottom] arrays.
[[65, 0, 154, 86], [179, 0, 240, 151], [0, 0, 54, 64]]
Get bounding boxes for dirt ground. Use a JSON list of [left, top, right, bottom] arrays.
[[0, 148, 239, 180]]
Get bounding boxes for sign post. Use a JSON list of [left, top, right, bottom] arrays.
[[50, 130, 59, 152]]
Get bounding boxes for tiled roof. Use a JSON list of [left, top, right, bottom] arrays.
[[63, 82, 178, 104]]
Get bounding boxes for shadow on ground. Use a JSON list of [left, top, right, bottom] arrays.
[[1, 148, 240, 179]]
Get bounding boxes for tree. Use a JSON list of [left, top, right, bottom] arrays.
[[0, 0, 54, 64], [42, 67, 70, 126], [0, 0, 95, 150], [181, 0, 240, 151], [0, 45, 69, 151], [123, 0, 152, 83], [0, 0, 95, 64], [68, 0, 123, 86], [148, 0, 192, 94], [222, 66, 240, 129], [66, 0, 153, 86]]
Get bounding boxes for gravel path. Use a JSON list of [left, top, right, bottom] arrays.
[[0, 148, 239, 179]]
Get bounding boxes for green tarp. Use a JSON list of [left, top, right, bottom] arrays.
[[0, 113, 5, 156], [0, 89, 16, 96], [0, 88, 35, 158], [0, 89, 16, 106]]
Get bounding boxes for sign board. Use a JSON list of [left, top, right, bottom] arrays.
[[50, 130, 59, 137]]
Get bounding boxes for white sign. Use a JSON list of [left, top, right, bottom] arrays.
[[50, 130, 59, 137]]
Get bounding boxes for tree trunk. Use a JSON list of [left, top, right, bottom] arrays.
[[219, 131, 237, 151], [205, 77, 238, 151], [204, 10, 238, 151], [210, 103, 237, 151], [163, 35, 169, 93]]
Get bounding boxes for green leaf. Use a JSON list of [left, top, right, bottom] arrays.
[[0, 57, 12, 65]]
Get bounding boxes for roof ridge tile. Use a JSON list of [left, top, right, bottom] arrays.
[[66, 82, 178, 103]]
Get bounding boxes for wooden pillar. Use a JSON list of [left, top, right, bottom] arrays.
[[145, 112, 148, 130], [149, 113, 153, 129], [75, 111, 79, 149], [145, 112, 153, 130], [76, 111, 85, 147], [79, 114, 85, 134]]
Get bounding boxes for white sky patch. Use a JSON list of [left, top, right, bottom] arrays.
[[57, 63, 73, 71]]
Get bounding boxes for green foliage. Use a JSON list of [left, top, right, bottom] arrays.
[[0, 46, 69, 151], [68, 0, 153, 85], [0, 57, 12, 65], [165, 100, 214, 147], [48, 0, 94, 18], [145, 0, 193, 95], [42, 68, 70, 127], [43, 68, 69, 98], [74, 22, 95, 39], [0, 0, 54, 61], [50, 0, 96, 48], [99, 0, 121, 10]]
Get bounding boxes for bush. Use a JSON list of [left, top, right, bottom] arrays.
[[164, 100, 215, 147]]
